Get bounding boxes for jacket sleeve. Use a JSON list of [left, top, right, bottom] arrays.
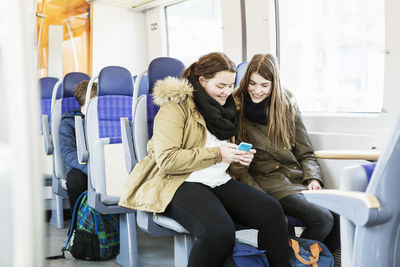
[[59, 117, 88, 175], [228, 163, 264, 192], [293, 110, 323, 186], [152, 101, 222, 175]]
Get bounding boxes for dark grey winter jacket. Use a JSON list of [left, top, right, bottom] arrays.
[[59, 110, 88, 175]]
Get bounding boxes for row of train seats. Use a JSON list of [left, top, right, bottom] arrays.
[[39, 58, 307, 266], [39, 58, 400, 266], [40, 68, 149, 266], [93, 57, 400, 267]]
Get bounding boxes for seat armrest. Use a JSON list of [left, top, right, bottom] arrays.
[[314, 149, 380, 161], [153, 214, 189, 234], [136, 211, 176, 237], [75, 116, 88, 163], [302, 189, 391, 227], [41, 114, 53, 155], [121, 117, 137, 174]]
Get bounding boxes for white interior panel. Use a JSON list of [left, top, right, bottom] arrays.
[[92, 2, 148, 75], [104, 143, 129, 197], [146, 6, 168, 63], [245, 0, 276, 58], [220, 0, 242, 64], [48, 25, 63, 78]]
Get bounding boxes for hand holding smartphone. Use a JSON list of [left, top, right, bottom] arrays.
[[237, 142, 253, 152]]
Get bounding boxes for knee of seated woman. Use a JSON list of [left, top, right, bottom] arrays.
[[309, 211, 334, 230]]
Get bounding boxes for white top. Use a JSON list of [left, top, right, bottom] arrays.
[[185, 130, 231, 188]]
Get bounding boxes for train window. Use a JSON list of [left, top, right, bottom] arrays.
[[165, 0, 223, 66], [279, 0, 385, 113]]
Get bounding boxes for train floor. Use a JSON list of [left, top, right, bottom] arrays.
[[45, 219, 174, 267], [44, 218, 341, 266]]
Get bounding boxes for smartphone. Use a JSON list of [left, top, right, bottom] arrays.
[[237, 142, 253, 152]]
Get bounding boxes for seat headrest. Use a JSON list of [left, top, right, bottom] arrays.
[[148, 57, 185, 94], [234, 62, 248, 88], [98, 66, 133, 96], [40, 77, 61, 99], [63, 72, 91, 98]]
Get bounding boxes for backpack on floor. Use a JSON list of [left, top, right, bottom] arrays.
[[233, 241, 270, 267], [289, 237, 334, 267], [47, 191, 120, 261]]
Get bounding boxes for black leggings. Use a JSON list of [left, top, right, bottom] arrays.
[[66, 168, 88, 216], [280, 193, 340, 252], [163, 179, 289, 267]]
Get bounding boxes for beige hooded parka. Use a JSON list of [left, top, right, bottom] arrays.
[[118, 77, 222, 213]]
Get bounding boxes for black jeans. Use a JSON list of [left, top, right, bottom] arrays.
[[66, 168, 88, 219], [163, 179, 290, 267], [280, 193, 340, 252]]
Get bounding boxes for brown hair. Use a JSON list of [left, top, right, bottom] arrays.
[[182, 52, 237, 80], [234, 53, 296, 149], [73, 80, 97, 106]]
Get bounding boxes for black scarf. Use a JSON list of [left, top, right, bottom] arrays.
[[188, 75, 238, 140], [244, 92, 269, 125]]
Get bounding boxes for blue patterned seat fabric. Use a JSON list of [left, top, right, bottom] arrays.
[[97, 66, 134, 144]]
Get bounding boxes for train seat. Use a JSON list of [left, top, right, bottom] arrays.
[[234, 61, 248, 88], [303, 116, 400, 267], [334, 162, 375, 267], [122, 57, 193, 267], [133, 73, 149, 99], [40, 77, 61, 138], [39, 77, 61, 185], [49, 72, 90, 229], [75, 66, 139, 267]]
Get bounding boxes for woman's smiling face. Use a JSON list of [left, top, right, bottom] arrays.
[[199, 70, 236, 105], [247, 72, 272, 103]]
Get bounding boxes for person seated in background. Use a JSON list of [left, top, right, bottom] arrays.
[[59, 80, 97, 220], [119, 52, 290, 267], [230, 53, 340, 254]]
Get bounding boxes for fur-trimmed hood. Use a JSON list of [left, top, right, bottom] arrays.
[[152, 77, 193, 106]]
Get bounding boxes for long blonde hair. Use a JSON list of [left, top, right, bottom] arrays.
[[234, 53, 296, 149]]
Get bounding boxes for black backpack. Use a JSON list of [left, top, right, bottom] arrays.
[[47, 191, 120, 260]]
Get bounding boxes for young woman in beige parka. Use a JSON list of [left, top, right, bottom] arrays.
[[119, 52, 289, 267], [231, 53, 340, 253]]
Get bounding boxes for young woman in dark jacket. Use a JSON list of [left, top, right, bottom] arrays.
[[231, 53, 340, 253]]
